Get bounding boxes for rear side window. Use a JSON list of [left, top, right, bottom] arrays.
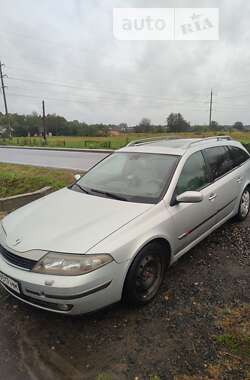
[[203, 146, 234, 180], [228, 146, 249, 167], [176, 151, 210, 195]]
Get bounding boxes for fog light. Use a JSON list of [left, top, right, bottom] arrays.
[[57, 304, 72, 311]]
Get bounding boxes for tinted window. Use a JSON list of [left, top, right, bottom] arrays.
[[203, 146, 234, 180], [229, 146, 249, 167], [176, 151, 210, 195]]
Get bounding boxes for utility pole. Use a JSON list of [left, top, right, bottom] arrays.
[[0, 61, 11, 137], [209, 89, 213, 128], [42, 100, 47, 143]]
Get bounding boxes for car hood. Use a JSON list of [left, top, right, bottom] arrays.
[[2, 188, 152, 254]]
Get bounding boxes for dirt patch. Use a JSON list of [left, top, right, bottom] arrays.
[[0, 212, 6, 219], [0, 217, 249, 380]]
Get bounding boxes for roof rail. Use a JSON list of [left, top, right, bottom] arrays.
[[126, 135, 233, 148], [187, 135, 232, 148], [127, 135, 182, 147]]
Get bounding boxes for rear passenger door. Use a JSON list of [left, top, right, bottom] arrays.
[[202, 146, 238, 222], [228, 146, 250, 193]]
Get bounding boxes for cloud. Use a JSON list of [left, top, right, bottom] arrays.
[[0, 0, 250, 125]]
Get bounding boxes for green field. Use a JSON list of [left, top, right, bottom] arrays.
[[0, 132, 250, 199], [0, 163, 75, 198], [1, 131, 250, 150]]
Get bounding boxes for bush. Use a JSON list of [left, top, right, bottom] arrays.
[[243, 143, 250, 153]]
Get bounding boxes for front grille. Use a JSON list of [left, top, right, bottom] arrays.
[[0, 244, 37, 270]]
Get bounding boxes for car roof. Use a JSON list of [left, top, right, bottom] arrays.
[[118, 136, 244, 156]]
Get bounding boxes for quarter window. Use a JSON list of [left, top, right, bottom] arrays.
[[228, 146, 249, 167], [176, 151, 210, 195], [203, 146, 234, 180]]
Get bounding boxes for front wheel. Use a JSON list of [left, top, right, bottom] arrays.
[[236, 187, 250, 221], [123, 242, 168, 306]]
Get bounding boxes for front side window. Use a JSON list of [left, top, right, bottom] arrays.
[[72, 152, 180, 203], [176, 151, 210, 195], [203, 146, 234, 180]]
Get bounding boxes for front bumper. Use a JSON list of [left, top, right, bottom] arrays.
[[0, 254, 130, 315]]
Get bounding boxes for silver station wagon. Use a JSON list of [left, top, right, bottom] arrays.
[[0, 136, 249, 315]]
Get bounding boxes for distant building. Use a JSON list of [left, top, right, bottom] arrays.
[[108, 123, 129, 136], [0, 125, 14, 137], [0, 125, 8, 136], [109, 130, 122, 137]]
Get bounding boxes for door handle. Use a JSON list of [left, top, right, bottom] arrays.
[[209, 193, 217, 201], [236, 177, 243, 183]]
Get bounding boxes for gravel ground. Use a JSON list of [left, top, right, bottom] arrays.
[[0, 216, 249, 380]]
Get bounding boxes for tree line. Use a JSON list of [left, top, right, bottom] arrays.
[[0, 111, 247, 137]]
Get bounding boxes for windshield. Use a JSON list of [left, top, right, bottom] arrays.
[[72, 152, 179, 203]]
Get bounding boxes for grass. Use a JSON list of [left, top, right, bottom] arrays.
[[175, 305, 250, 380], [1, 131, 250, 150], [96, 374, 113, 380], [216, 334, 250, 358], [215, 304, 250, 360], [0, 163, 75, 198]]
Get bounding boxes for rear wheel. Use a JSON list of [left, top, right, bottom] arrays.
[[236, 187, 250, 221], [123, 242, 168, 306]]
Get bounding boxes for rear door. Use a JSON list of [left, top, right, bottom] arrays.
[[202, 146, 238, 222], [168, 150, 219, 253], [228, 145, 250, 192]]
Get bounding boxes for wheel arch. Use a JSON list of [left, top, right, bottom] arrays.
[[132, 236, 172, 265], [121, 237, 172, 302], [123, 236, 171, 281]]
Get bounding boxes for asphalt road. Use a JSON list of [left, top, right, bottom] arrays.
[[0, 147, 110, 171]]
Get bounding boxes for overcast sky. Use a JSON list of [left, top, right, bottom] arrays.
[[0, 0, 250, 126]]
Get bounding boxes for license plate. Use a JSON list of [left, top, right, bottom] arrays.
[[0, 272, 20, 294]]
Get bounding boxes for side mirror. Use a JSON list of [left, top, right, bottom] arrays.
[[74, 174, 81, 181], [176, 191, 203, 204]]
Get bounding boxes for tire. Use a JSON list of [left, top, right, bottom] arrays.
[[235, 187, 250, 221], [123, 242, 168, 306]]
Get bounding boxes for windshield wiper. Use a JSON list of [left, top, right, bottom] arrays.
[[89, 188, 128, 201], [74, 183, 91, 194]]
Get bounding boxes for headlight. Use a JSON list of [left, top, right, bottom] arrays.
[[32, 252, 113, 276]]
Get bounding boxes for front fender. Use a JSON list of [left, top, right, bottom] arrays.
[[88, 201, 174, 264]]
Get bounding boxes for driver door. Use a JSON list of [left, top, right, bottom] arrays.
[[168, 150, 218, 254]]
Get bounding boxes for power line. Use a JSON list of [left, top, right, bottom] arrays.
[[7, 84, 250, 115], [8, 89, 208, 107], [7, 75, 209, 105], [7, 91, 211, 111], [8, 69, 250, 103], [5, 61, 250, 122]]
